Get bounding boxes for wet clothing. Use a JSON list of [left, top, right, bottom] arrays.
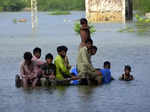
[[71, 67, 78, 76], [120, 74, 134, 81], [77, 47, 99, 80], [70, 67, 79, 85], [32, 56, 44, 76], [100, 69, 111, 83], [20, 60, 38, 78], [41, 63, 56, 76], [54, 55, 70, 80]]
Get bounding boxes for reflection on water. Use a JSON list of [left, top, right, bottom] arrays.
[[0, 12, 150, 112]]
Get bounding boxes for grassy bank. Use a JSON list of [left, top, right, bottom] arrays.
[[48, 11, 71, 15]]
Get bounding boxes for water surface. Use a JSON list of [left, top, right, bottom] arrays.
[[0, 12, 150, 112]]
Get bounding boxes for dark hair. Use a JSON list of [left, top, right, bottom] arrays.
[[24, 52, 32, 60], [45, 53, 53, 60], [61, 45, 68, 52], [92, 46, 97, 51], [85, 39, 93, 45], [57, 45, 68, 53], [104, 61, 111, 68], [124, 65, 131, 72], [80, 18, 88, 25], [33, 47, 41, 54]]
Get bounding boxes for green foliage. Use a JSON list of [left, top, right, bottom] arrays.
[[48, 11, 71, 15], [13, 18, 17, 24], [135, 14, 150, 23], [74, 21, 96, 35], [0, 0, 85, 11], [37, 0, 85, 11], [118, 14, 150, 33], [133, 0, 150, 13], [118, 27, 135, 33], [0, 0, 26, 11]]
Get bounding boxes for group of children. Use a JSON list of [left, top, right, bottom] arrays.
[[19, 18, 134, 88], [19, 45, 134, 88]]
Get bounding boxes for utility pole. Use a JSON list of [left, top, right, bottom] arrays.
[[31, 0, 38, 31]]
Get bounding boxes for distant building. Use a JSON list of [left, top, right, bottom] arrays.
[[85, 0, 133, 23]]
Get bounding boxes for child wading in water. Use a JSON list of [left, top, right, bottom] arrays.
[[100, 61, 114, 84], [20, 52, 38, 88], [54, 46, 71, 80], [119, 65, 134, 81], [41, 53, 56, 81], [32, 47, 44, 76]]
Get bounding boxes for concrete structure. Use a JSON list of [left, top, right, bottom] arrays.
[[86, 0, 132, 23]]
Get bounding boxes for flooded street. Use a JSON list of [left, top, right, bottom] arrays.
[[0, 12, 150, 112]]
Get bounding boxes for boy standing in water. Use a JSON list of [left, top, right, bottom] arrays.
[[119, 65, 134, 81], [54, 46, 71, 80], [20, 52, 38, 88], [41, 53, 56, 81]]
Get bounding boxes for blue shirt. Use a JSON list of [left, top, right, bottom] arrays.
[[100, 69, 111, 84]]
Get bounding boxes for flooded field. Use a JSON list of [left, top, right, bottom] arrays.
[[0, 11, 150, 112]]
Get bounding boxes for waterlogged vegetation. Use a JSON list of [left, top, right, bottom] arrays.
[[48, 11, 71, 15], [118, 14, 150, 33], [74, 21, 96, 35]]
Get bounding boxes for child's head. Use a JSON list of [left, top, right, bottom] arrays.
[[33, 47, 41, 59], [85, 39, 93, 49], [124, 65, 131, 75], [104, 61, 111, 69], [24, 52, 32, 65], [88, 45, 97, 55], [80, 18, 88, 26], [91, 46, 97, 55], [57, 45, 68, 58], [45, 53, 53, 64]]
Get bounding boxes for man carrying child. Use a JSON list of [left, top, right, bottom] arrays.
[[77, 39, 103, 85]]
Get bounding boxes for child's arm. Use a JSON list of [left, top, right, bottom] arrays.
[[119, 74, 124, 80], [130, 75, 134, 80], [57, 58, 70, 75], [111, 76, 115, 80], [64, 56, 72, 70], [20, 63, 27, 78], [30, 64, 38, 79]]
